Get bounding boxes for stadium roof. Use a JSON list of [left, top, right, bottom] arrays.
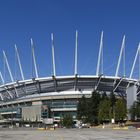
[[0, 32, 140, 102]]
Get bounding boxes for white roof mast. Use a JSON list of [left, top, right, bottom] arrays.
[[15, 44, 24, 81], [3, 51, 14, 82], [115, 35, 125, 77], [129, 43, 140, 79], [31, 38, 39, 78], [51, 33, 56, 77], [0, 71, 4, 84], [74, 30, 78, 76], [96, 31, 104, 76]]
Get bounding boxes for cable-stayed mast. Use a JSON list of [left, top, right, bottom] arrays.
[[3, 51, 14, 82], [3, 52, 18, 97], [0, 72, 3, 99], [96, 31, 103, 76], [51, 33, 56, 77], [115, 35, 125, 77], [15, 44, 24, 80], [31, 38, 39, 78], [0, 71, 4, 84], [74, 30, 78, 75], [129, 43, 140, 79]]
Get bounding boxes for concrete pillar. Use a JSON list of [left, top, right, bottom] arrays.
[[126, 85, 137, 110]]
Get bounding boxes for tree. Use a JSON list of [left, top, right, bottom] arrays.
[[110, 92, 116, 108], [47, 106, 51, 118], [115, 98, 127, 122], [110, 92, 116, 119], [129, 100, 140, 120], [60, 116, 64, 127], [77, 91, 127, 125], [77, 95, 88, 122], [129, 101, 137, 120], [63, 114, 73, 128], [101, 92, 108, 101], [98, 99, 111, 123], [87, 91, 101, 125], [135, 100, 140, 119]]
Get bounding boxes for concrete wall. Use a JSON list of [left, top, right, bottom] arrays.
[[22, 105, 42, 122], [126, 85, 137, 110]]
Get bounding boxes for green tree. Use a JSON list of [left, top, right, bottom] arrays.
[[101, 92, 108, 101], [77, 91, 127, 125], [98, 99, 111, 123], [63, 114, 73, 128], [87, 91, 101, 125], [60, 116, 64, 127], [77, 95, 88, 122], [129, 101, 137, 120], [115, 99, 127, 122], [110, 92, 116, 107], [110, 92, 116, 119], [129, 100, 140, 120], [47, 106, 51, 118], [135, 100, 140, 119]]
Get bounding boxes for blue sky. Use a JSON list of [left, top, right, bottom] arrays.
[[0, 0, 140, 82]]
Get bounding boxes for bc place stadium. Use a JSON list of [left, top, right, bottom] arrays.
[[0, 31, 140, 126]]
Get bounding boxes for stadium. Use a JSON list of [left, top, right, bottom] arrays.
[[0, 31, 139, 126]]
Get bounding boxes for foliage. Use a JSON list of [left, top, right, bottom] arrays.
[[60, 117, 64, 127], [129, 102, 136, 120], [110, 92, 116, 119], [110, 92, 116, 108], [87, 91, 101, 125], [77, 95, 88, 122], [77, 91, 127, 125], [136, 101, 140, 118], [115, 98, 127, 121], [63, 114, 73, 128], [98, 99, 111, 122], [47, 106, 51, 118], [101, 92, 108, 101], [129, 100, 140, 120]]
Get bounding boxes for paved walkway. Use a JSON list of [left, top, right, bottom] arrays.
[[0, 128, 140, 140]]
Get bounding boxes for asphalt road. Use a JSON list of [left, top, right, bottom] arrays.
[[0, 128, 140, 140]]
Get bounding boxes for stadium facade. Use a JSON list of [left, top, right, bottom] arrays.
[[0, 31, 139, 125]]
